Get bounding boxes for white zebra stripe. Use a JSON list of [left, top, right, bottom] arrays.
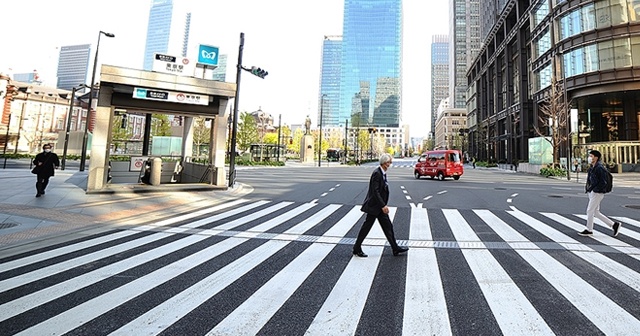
[[403, 207, 449, 335], [213, 201, 293, 231], [542, 213, 640, 260], [0, 234, 209, 322], [109, 240, 290, 336], [574, 214, 640, 241], [16, 237, 249, 336], [208, 243, 335, 335], [0, 232, 175, 292], [305, 210, 397, 334], [445, 209, 553, 335], [509, 210, 640, 334]]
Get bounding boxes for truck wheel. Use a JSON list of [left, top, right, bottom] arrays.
[[438, 172, 445, 181], [414, 171, 421, 179]]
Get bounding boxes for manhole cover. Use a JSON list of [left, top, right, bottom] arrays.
[[624, 205, 640, 210], [0, 222, 19, 229], [548, 195, 564, 198]]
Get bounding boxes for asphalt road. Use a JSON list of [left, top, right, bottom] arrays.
[[1, 161, 639, 335]]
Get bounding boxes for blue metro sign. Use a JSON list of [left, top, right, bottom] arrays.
[[198, 44, 219, 67]]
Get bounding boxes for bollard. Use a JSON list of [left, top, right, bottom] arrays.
[[150, 157, 162, 186]]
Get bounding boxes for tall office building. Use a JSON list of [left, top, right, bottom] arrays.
[[56, 44, 90, 90], [449, 0, 480, 109], [341, 0, 402, 128], [210, 54, 228, 82], [319, 35, 342, 127], [431, 35, 449, 137], [142, 0, 192, 71]]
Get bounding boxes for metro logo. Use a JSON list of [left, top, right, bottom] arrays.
[[201, 50, 216, 60]]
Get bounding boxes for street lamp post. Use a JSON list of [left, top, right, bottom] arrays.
[[79, 30, 114, 172], [62, 84, 89, 170], [318, 94, 326, 167]]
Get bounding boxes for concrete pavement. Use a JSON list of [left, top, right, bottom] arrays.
[[0, 168, 251, 249]]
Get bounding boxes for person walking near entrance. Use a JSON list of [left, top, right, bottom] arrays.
[[578, 150, 621, 237], [353, 153, 409, 257], [32, 144, 60, 197]]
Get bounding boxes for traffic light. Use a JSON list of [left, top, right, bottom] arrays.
[[250, 66, 268, 79]]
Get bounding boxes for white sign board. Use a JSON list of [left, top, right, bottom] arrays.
[[152, 53, 196, 76], [130, 156, 149, 172], [133, 87, 209, 106]]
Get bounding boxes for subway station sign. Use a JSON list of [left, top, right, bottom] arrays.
[[133, 87, 208, 106], [152, 53, 196, 76]]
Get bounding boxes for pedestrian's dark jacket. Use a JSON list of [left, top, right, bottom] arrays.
[[586, 161, 608, 193], [361, 166, 389, 215], [33, 152, 60, 177]]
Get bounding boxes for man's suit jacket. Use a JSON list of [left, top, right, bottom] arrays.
[[361, 166, 389, 215]]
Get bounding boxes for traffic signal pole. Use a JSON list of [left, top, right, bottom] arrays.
[[229, 32, 244, 188]]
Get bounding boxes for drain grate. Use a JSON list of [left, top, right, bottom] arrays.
[[548, 195, 564, 198], [625, 204, 640, 210], [0, 222, 19, 229]]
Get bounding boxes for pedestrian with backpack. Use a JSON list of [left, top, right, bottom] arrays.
[[579, 150, 621, 237]]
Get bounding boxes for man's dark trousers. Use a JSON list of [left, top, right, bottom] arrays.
[[354, 212, 400, 251], [36, 174, 51, 194]]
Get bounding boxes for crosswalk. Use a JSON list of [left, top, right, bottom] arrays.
[[1, 199, 639, 335]]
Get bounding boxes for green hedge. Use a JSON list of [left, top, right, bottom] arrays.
[[540, 166, 567, 177]]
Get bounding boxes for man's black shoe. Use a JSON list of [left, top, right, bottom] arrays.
[[353, 251, 368, 258], [612, 222, 621, 237], [393, 246, 409, 256], [35, 193, 42, 198]]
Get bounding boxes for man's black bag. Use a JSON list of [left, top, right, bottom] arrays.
[[604, 168, 613, 193]]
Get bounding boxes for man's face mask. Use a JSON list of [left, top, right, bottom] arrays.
[[44, 148, 51, 153]]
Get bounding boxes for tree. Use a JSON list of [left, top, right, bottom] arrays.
[[237, 111, 258, 152], [533, 78, 570, 167], [111, 115, 133, 153], [192, 117, 210, 157], [151, 114, 172, 136], [289, 128, 304, 154]]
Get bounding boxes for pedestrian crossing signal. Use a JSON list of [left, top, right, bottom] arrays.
[[250, 66, 268, 79]]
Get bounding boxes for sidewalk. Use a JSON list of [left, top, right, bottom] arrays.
[[0, 169, 251, 249]]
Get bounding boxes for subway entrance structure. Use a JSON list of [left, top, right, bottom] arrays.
[[86, 65, 235, 192]]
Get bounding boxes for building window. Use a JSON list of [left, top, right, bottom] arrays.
[[533, 29, 551, 59], [532, 0, 550, 29]]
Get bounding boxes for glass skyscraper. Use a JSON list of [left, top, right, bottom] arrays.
[[341, 0, 402, 128], [142, 0, 191, 71], [56, 44, 90, 90], [319, 35, 342, 127], [431, 35, 449, 137]]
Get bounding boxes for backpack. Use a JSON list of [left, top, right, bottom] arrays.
[[604, 168, 613, 193]]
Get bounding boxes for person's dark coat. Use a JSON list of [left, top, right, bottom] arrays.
[[361, 166, 389, 215], [33, 152, 60, 177], [586, 161, 608, 193]]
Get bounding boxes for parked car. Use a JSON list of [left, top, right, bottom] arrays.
[[414, 150, 464, 180]]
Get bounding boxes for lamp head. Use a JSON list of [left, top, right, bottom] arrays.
[[100, 31, 115, 38]]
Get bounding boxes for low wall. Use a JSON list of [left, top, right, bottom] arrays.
[[110, 160, 180, 184], [181, 161, 216, 183]]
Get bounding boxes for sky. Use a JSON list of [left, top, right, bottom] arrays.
[[0, 0, 449, 139]]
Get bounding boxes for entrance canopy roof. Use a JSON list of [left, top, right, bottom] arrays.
[[98, 65, 236, 117]]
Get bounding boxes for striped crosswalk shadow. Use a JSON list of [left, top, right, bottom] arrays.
[[0, 200, 639, 335]]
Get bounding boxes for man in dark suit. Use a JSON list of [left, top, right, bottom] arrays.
[[32, 143, 60, 197], [353, 153, 409, 257]]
